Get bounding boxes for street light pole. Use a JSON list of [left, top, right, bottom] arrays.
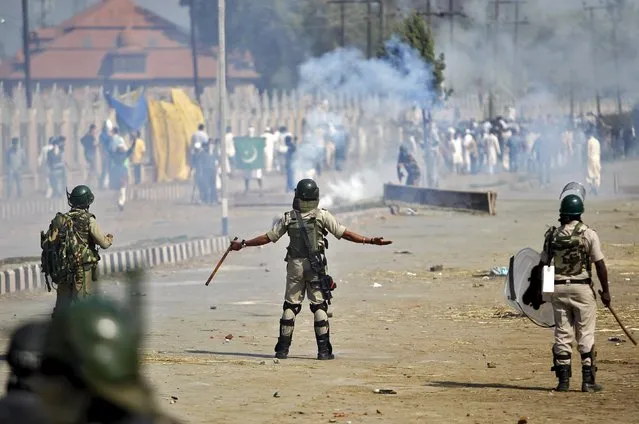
[[189, 0, 201, 105], [21, 0, 33, 108], [218, 0, 229, 236]]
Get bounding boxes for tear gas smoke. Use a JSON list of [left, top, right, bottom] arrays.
[[414, 0, 639, 114], [296, 37, 438, 206]]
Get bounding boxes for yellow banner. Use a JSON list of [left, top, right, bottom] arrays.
[[147, 89, 204, 182]]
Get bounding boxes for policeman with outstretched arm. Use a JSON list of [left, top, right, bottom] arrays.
[[230, 178, 392, 360]]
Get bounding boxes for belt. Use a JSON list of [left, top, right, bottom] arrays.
[[555, 278, 591, 285]]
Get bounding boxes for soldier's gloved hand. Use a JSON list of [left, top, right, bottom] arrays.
[[598, 290, 611, 308], [230, 240, 244, 251], [369, 237, 392, 246]]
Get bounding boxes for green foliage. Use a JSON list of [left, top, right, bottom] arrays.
[[183, 0, 316, 89], [378, 11, 448, 100]]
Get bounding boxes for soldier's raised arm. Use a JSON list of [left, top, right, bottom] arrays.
[[230, 213, 287, 250], [89, 217, 113, 249], [322, 209, 392, 246]]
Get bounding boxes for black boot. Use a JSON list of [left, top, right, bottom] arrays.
[[274, 335, 291, 359], [552, 365, 571, 392], [316, 333, 334, 360], [581, 366, 603, 392]]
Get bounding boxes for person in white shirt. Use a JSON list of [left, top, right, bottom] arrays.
[[262, 127, 277, 173], [224, 126, 235, 175], [463, 129, 475, 174], [109, 127, 131, 210], [243, 126, 263, 193], [586, 131, 601, 195], [451, 130, 464, 174], [484, 130, 501, 175], [38, 137, 56, 198], [191, 124, 208, 153]]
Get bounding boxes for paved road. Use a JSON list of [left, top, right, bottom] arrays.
[[2, 156, 637, 260], [1, 196, 638, 423]]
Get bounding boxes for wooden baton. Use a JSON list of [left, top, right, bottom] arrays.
[[205, 237, 238, 286], [607, 305, 638, 346]]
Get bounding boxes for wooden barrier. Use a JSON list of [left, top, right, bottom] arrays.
[[383, 184, 497, 215]]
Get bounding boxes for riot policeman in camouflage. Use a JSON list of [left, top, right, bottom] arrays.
[[0, 321, 49, 424], [41, 185, 113, 316], [230, 178, 392, 360], [540, 193, 611, 392], [29, 295, 178, 424]]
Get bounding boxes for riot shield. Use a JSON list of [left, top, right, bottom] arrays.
[[504, 248, 555, 328], [560, 182, 586, 202]]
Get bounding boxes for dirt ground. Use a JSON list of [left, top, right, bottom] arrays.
[[1, 191, 638, 424]]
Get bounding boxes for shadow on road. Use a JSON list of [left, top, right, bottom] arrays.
[[185, 349, 315, 361], [426, 380, 550, 392]]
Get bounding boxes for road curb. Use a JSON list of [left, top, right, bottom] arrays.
[[0, 236, 230, 296]]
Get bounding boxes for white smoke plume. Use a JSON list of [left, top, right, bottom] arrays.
[[423, 0, 639, 114], [295, 38, 437, 206]]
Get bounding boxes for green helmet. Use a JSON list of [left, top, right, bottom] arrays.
[[295, 179, 319, 201], [559, 194, 584, 216], [40, 296, 154, 414], [67, 185, 94, 209]]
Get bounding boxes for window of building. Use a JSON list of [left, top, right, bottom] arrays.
[[113, 55, 146, 73]]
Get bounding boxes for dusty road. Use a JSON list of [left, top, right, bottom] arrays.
[[1, 193, 638, 424]]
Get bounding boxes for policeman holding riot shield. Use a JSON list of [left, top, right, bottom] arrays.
[[538, 183, 611, 393], [230, 179, 392, 360]]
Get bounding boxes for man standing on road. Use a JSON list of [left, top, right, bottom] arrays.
[[42, 185, 113, 316], [4, 137, 27, 199], [110, 128, 134, 211], [191, 124, 208, 152], [540, 194, 610, 392], [230, 179, 392, 360], [397, 144, 421, 186], [47, 136, 67, 198], [585, 130, 601, 195], [284, 133, 297, 192], [130, 130, 146, 185], [81, 124, 99, 184], [99, 120, 114, 189]]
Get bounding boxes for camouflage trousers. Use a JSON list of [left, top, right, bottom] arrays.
[[53, 266, 95, 315]]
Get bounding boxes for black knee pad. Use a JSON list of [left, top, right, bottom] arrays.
[[310, 302, 328, 313], [283, 302, 302, 315]]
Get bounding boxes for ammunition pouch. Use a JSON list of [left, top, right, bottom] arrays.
[[311, 273, 336, 305]]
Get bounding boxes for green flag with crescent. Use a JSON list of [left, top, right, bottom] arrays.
[[234, 137, 265, 170]]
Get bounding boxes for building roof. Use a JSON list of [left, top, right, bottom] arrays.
[[0, 0, 259, 83]]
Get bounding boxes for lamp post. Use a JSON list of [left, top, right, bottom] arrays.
[[218, 0, 229, 236]]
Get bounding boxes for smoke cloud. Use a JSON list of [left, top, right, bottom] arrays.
[[294, 38, 437, 205], [427, 0, 639, 114]]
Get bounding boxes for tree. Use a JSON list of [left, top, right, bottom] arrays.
[[378, 11, 446, 188], [379, 11, 447, 102], [182, 0, 343, 90]]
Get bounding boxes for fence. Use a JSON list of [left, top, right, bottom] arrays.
[[0, 81, 633, 200]]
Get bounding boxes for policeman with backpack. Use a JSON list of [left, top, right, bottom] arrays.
[[539, 191, 611, 393], [41, 185, 113, 316], [230, 179, 392, 360]]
